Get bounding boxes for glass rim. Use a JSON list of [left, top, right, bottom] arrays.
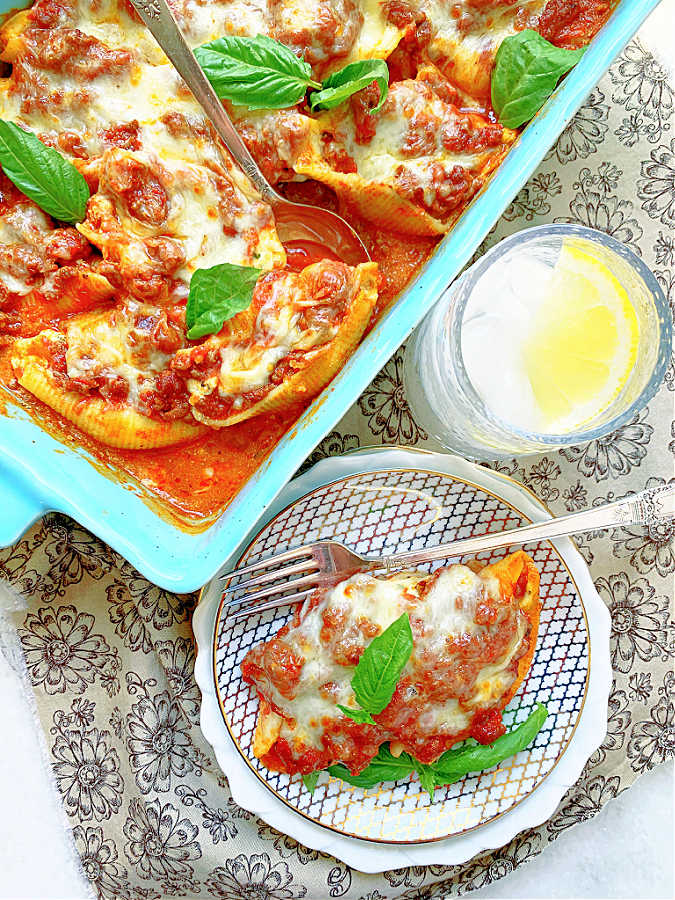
[[450, 223, 672, 445]]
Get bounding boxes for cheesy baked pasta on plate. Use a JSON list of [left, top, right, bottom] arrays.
[[243, 551, 542, 780]]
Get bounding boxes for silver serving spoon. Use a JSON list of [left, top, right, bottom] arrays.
[[128, 0, 369, 266]]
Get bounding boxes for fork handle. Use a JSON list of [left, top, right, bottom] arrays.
[[379, 482, 674, 570], [128, 0, 274, 200]]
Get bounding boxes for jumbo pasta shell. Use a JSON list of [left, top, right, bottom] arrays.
[[482, 551, 541, 707], [0, 10, 30, 63], [216, 261, 378, 426], [294, 107, 516, 236], [12, 342, 205, 449], [295, 162, 448, 237]]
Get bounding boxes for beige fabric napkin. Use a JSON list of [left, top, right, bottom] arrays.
[[1, 16, 674, 900]]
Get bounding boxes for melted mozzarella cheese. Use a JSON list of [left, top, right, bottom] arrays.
[[0, 0, 286, 280], [418, 0, 548, 96], [347, 0, 403, 65], [65, 306, 172, 405], [0, 203, 54, 295]]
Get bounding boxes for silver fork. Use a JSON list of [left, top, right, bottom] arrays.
[[219, 482, 674, 619]]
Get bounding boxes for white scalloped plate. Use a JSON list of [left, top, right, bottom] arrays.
[[193, 449, 611, 872]]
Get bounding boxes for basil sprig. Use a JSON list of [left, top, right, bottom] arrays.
[[196, 35, 388, 115], [302, 772, 320, 795], [186, 262, 261, 340], [491, 30, 586, 129], [194, 35, 321, 110], [328, 743, 419, 788], [338, 612, 413, 723], [0, 121, 90, 223], [327, 704, 549, 798], [309, 59, 389, 114], [336, 706, 377, 726]]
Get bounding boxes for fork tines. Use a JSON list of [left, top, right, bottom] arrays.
[[220, 544, 320, 615]]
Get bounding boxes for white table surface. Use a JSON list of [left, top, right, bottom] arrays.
[[1, 3, 674, 898]]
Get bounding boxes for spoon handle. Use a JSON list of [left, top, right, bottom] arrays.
[[128, 0, 274, 201]]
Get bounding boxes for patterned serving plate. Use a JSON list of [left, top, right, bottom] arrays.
[[194, 449, 612, 870]]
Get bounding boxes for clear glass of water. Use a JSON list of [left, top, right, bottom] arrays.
[[403, 224, 672, 460]]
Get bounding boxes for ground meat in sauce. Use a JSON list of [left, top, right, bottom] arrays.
[[537, 0, 613, 48], [320, 133, 358, 174], [385, 3, 433, 81], [235, 111, 310, 186], [105, 155, 169, 226], [139, 370, 192, 421], [23, 27, 132, 79], [100, 121, 142, 151], [297, 259, 353, 331], [394, 161, 474, 221], [160, 111, 211, 143], [242, 638, 305, 701], [44, 228, 92, 264], [271, 0, 363, 71], [350, 83, 382, 146], [66, 362, 130, 403], [130, 307, 185, 357]]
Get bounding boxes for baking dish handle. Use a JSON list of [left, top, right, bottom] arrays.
[[0, 461, 46, 548]]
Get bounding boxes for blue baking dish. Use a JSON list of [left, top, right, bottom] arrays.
[[0, 0, 661, 591]]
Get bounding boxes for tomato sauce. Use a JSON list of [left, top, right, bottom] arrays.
[[284, 240, 342, 271]]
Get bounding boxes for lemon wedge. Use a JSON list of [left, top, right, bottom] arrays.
[[522, 239, 639, 432]]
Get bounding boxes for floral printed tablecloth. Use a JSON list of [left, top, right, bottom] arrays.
[[1, 15, 674, 900]]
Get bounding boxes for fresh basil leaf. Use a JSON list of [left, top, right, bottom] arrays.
[[491, 30, 586, 129], [0, 121, 89, 223], [309, 59, 389, 114], [351, 612, 413, 715], [328, 744, 416, 789], [415, 762, 436, 800], [326, 706, 548, 797], [430, 703, 549, 786], [337, 705, 377, 726], [195, 35, 320, 110], [186, 262, 261, 340], [302, 772, 320, 794]]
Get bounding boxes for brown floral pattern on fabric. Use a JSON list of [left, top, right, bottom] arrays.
[[595, 571, 672, 674], [205, 854, 307, 899], [611, 477, 675, 576], [123, 797, 202, 892], [52, 705, 124, 821], [627, 671, 675, 773], [560, 409, 653, 481], [0, 24, 673, 900], [547, 775, 621, 835], [357, 350, 427, 445], [73, 825, 129, 898], [20, 606, 120, 696]]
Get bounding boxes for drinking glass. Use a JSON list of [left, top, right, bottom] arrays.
[[403, 224, 672, 459]]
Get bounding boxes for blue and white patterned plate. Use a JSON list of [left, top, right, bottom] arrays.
[[194, 449, 612, 871]]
